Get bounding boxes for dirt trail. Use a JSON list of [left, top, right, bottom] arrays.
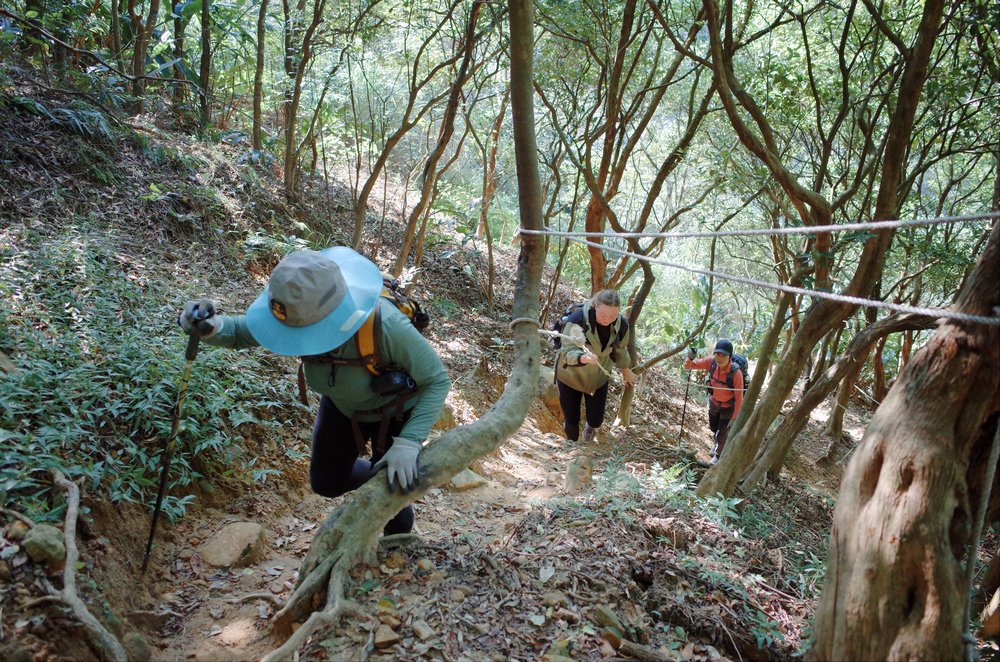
[[142, 419, 615, 660], [4, 342, 860, 661], [133, 378, 855, 661]]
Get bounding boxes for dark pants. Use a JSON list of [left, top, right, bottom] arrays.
[[311, 395, 414, 535], [557, 380, 609, 441], [708, 398, 734, 458]]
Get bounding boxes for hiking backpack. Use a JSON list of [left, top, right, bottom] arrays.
[[297, 275, 429, 404], [550, 302, 626, 350], [705, 353, 750, 396]]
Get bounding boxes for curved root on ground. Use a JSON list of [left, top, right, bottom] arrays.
[[271, 551, 339, 634], [263, 558, 357, 662], [49, 471, 129, 662]]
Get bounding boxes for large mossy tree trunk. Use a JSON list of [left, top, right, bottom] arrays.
[[261, 1, 545, 658], [810, 219, 1000, 660]]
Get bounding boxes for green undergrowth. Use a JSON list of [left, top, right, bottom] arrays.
[[0, 225, 307, 524]]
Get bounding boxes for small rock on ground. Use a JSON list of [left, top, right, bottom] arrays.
[[446, 468, 488, 491], [199, 522, 267, 568]]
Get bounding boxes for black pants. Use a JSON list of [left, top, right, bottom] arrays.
[[708, 398, 734, 458], [557, 380, 609, 441], [311, 395, 414, 535]]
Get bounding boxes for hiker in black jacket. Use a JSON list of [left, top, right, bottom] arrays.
[[554, 290, 637, 442]]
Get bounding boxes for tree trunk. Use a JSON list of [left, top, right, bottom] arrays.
[[53, 3, 68, 80], [824, 346, 866, 440], [900, 329, 913, 372], [20, 0, 46, 56], [259, 2, 544, 657], [729, 290, 793, 437], [810, 220, 999, 661], [808, 326, 841, 390], [871, 334, 889, 402], [198, 0, 211, 128], [130, 0, 163, 113], [476, 91, 507, 316], [252, 0, 269, 152], [476, 90, 508, 238], [110, 0, 123, 70], [282, 0, 325, 197], [172, 0, 187, 102], [738, 314, 935, 492], [697, 0, 946, 498], [391, 1, 481, 276]]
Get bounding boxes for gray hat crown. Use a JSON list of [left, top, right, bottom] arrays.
[[267, 250, 347, 327]]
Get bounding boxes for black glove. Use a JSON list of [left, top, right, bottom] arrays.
[[178, 299, 221, 338]]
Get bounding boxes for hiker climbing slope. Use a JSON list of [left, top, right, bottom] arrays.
[[684, 339, 745, 464], [178, 247, 450, 534], [554, 289, 637, 442]]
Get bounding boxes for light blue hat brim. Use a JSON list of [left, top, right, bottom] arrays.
[[245, 247, 382, 356]]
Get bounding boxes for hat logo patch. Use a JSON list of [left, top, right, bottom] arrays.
[[270, 299, 288, 321]]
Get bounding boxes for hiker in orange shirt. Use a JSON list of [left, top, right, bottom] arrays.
[[684, 340, 743, 464]]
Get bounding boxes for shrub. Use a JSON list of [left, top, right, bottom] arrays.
[[0, 228, 300, 522]]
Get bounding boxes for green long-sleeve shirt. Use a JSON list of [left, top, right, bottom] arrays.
[[205, 298, 451, 442]]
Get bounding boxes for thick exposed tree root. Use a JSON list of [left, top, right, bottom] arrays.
[[262, 573, 356, 662], [271, 546, 340, 634]]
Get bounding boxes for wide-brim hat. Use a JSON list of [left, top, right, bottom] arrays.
[[245, 247, 382, 356]]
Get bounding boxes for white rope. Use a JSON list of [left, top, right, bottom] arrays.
[[553, 235, 1000, 326], [519, 210, 1000, 240], [509, 317, 541, 329]]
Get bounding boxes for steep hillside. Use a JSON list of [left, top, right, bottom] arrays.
[[0, 68, 856, 661]]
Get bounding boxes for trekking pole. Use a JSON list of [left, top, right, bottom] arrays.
[[677, 347, 697, 446], [141, 323, 207, 573]]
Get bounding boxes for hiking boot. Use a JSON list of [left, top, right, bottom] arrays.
[[582, 425, 597, 443], [709, 454, 719, 465]]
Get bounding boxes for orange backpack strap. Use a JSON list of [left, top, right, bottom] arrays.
[[355, 304, 382, 376], [297, 303, 384, 405]]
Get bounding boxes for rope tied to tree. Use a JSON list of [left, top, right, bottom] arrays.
[[509, 317, 541, 329]]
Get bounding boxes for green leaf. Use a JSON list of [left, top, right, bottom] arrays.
[[181, 0, 203, 21], [356, 578, 378, 595]]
